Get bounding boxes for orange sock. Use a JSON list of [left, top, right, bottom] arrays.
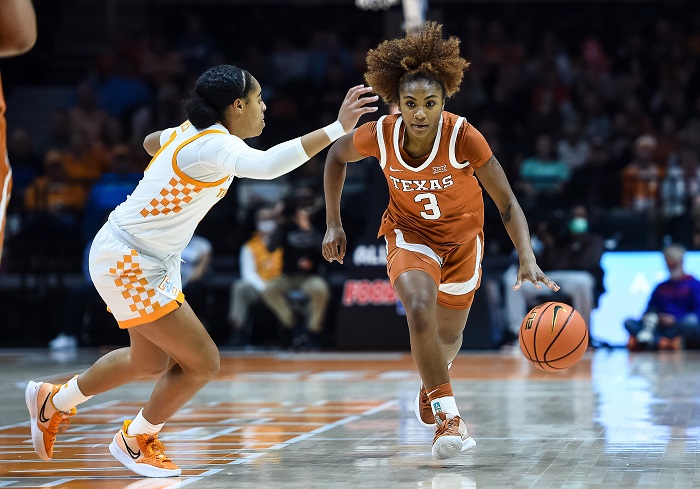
[[426, 382, 453, 402]]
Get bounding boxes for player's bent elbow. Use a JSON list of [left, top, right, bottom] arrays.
[[0, 36, 35, 56]]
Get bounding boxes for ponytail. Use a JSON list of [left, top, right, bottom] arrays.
[[183, 95, 220, 128]]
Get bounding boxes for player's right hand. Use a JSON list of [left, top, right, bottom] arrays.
[[513, 260, 559, 292], [322, 226, 347, 264], [337, 85, 378, 133]]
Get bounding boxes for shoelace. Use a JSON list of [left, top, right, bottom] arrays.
[[46, 412, 73, 436], [145, 436, 172, 462], [435, 415, 459, 437]]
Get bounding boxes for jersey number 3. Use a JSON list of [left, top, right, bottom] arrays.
[[415, 193, 441, 220]]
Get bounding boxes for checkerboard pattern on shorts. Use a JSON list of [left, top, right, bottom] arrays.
[[140, 177, 203, 217], [110, 250, 162, 318]]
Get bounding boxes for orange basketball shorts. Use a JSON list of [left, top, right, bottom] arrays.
[[384, 228, 484, 309], [89, 224, 185, 328]]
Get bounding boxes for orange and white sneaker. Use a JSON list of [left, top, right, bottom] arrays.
[[25, 381, 76, 461], [414, 386, 436, 427], [109, 420, 181, 477], [432, 412, 476, 460]]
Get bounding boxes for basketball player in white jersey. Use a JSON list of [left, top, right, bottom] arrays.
[[25, 64, 377, 477]]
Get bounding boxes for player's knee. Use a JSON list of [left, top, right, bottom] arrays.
[[183, 346, 220, 380], [201, 346, 221, 380], [438, 329, 462, 346], [404, 297, 436, 333]]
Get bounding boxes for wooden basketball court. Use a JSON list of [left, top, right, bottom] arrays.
[[0, 349, 696, 488]]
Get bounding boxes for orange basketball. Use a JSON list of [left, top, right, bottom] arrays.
[[519, 301, 588, 371]]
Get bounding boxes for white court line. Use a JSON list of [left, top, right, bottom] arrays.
[[249, 417, 273, 425], [4, 396, 397, 486], [199, 426, 241, 441], [164, 400, 396, 486], [270, 400, 397, 450], [40, 478, 75, 487]]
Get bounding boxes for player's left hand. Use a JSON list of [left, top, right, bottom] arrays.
[[513, 260, 559, 292]]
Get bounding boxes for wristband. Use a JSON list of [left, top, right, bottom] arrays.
[[322, 120, 346, 142]]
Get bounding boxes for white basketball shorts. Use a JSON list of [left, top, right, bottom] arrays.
[[89, 224, 184, 328]]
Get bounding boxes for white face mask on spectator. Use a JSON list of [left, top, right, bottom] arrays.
[[256, 219, 276, 234]]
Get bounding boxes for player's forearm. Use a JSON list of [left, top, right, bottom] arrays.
[[324, 156, 347, 228], [300, 120, 346, 160], [500, 200, 536, 262]]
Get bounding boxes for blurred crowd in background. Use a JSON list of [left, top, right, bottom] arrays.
[[2, 1, 700, 348]]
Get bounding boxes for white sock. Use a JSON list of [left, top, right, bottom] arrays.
[[431, 396, 460, 418], [53, 376, 93, 413], [127, 409, 164, 436]]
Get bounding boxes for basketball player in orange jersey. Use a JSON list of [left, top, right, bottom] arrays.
[[25, 64, 377, 477], [322, 22, 559, 460], [0, 0, 37, 266]]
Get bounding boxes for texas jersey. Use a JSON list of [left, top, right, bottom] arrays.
[[109, 120, 246, 255], [353, 112, 492, 248]]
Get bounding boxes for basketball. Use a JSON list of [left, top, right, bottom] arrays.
[[519, 301, 588, 371]]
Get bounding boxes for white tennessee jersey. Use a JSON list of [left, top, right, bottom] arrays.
[[110, 120, 244, 254]]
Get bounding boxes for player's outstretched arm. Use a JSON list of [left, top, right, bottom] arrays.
[[474, 155, 559, 291], [234, 86, 377, 180], [322, 131, 366, 264]]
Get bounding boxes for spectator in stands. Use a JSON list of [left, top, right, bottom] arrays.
[[140, 35, 184, 87], [49, 240, 96, 351], [7, 128, 42, 200], [179, 234, 213, 326], [621, 134, 662, 212], [48, 108, 72, 152], [227, 205, 283, 347], [176, 14, 219, 74], [69, 82, 112, 143], [567, 136, 620, 212], [22, 150, 87, 269], [654, 114, 681, 167], [580, 92, 611, 141], [93, 52, 152, 119], [262, 195, 329, 349], [517, 134, 570, 211], [502, 205, 604, 339], [81, 144, 141, 244], [24, 150, 87, 222], [660, 148, 700, 246], [556, 118, 590, 173], [62, 130, 110, 190], [625, 243, 700, 350]]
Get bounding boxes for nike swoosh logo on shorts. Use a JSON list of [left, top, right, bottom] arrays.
[[122, 433, 141, 459]]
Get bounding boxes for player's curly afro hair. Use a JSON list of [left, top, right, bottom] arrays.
[[364, 21, 470, 106]]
